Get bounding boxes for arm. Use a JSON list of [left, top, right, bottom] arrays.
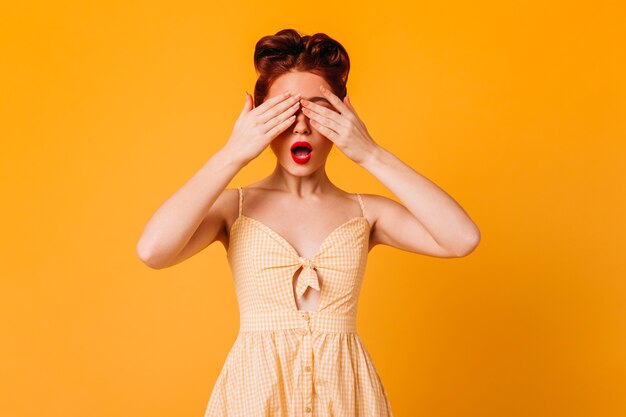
[[136, 149, 243, 269], [301, 85, 480, 258], [136, 90, 303, 269], [360, 146, 480, 257]]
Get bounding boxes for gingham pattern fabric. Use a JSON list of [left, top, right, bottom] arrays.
[[203, 187, 394, 416]]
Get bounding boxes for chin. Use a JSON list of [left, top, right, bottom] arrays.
[[283, 161, 319, 175]]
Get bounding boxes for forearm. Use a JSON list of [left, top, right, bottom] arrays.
[[361, 145, 480, 250], [136, 147, 245, 264]]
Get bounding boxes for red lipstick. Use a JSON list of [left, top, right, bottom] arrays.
[[290, 141, 313, 164]]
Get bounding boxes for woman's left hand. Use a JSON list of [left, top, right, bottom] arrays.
[[300, 85, 379, 165]]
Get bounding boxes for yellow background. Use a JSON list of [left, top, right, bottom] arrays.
[[2, 1, 625, 416]]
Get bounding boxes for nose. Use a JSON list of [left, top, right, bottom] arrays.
[[292, 106, 311, 135]]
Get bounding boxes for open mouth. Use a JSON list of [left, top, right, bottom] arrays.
[[290, 141, 313, 158]]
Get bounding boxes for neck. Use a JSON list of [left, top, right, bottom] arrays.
[[265, 161, 336, 196]]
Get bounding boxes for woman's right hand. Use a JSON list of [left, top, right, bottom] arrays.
[[222, 91, 301, 165]]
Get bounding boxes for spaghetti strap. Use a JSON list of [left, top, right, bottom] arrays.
[[237, 186, 243, 216], [355, 193, 367, 217]]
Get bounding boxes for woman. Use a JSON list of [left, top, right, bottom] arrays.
[[137, 29, 480, 416]]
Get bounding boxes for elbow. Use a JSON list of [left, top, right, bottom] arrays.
[[452, 227, 481, 258], [136, 241, 167, 270]]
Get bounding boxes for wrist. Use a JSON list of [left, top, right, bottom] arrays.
[[214, 146, 248, 170], [361, 144, 386, 170]]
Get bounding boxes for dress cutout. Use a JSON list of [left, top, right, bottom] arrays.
[[203, 187, 394, 416]]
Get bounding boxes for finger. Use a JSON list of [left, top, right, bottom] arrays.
[[264, 100, 301, 132], [253, 91, 293, 115], [259, 93, 301, 124], [343, 94, 360, 118], [265, 114, 297, 138], [301, 98, 349, 128], [320, 85, 351, 115], [309, 118, 339, 142], [343, 94, 353, 111], [239, 92, 254, 117], [302, 107, 344, 133]]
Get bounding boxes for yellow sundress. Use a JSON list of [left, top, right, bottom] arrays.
[[203, 186, 394, 416]]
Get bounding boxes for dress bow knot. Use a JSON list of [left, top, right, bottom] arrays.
[[295, 256, 320, 299], [298, 256, 316, 269]]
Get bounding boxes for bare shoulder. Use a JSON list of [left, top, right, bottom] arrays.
[[356, 193, 390, 249], [357, 192, 392, 224], [210, 187, 240, 244], [358, 192, 458, 257], [155, 187, 239, 267], [192, 187, 239, 250]]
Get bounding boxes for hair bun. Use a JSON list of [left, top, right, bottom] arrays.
[[254, 29, 302, 72], [306, 37, 343, 67], [252, 28, 350, 106]]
